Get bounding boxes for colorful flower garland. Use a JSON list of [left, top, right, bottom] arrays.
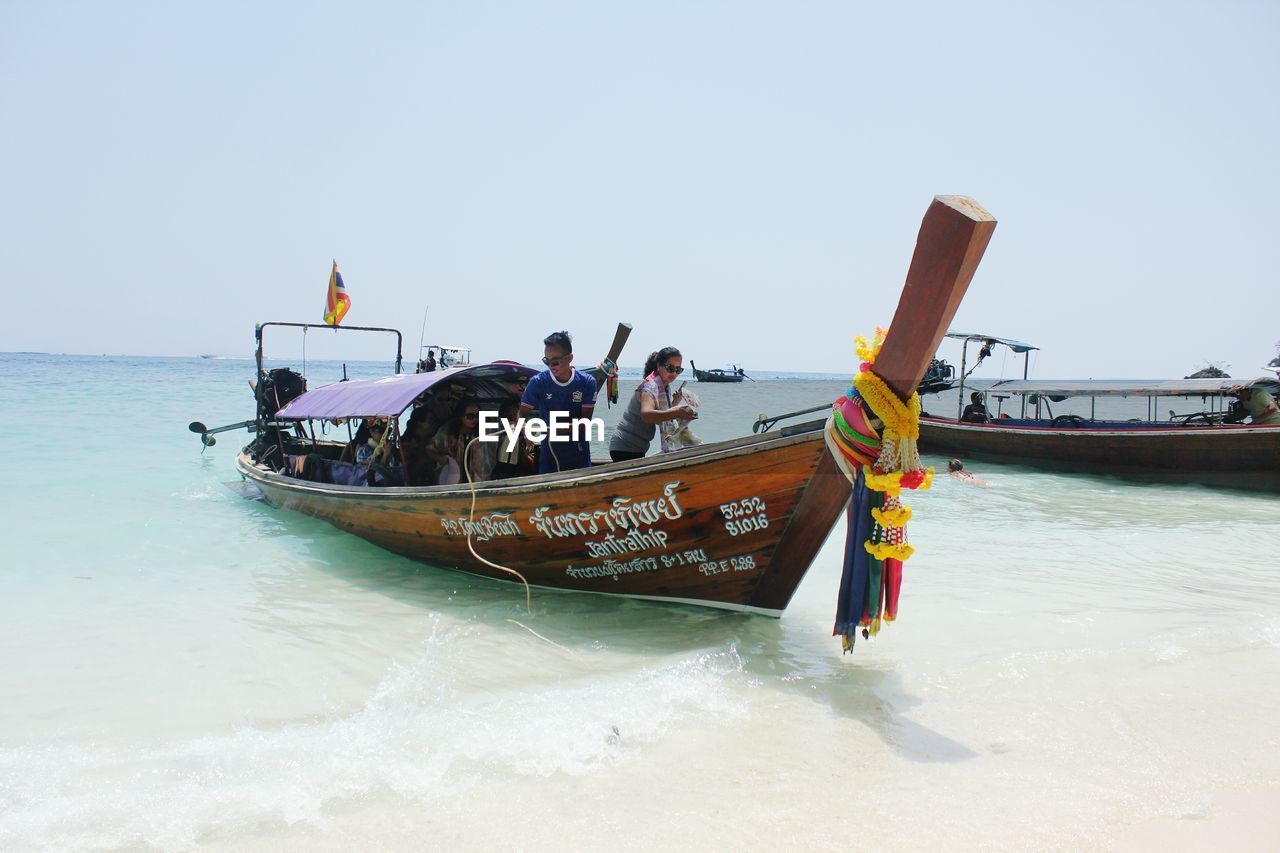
[[825, 327, 934, 651], [829, 327, 934, 512]]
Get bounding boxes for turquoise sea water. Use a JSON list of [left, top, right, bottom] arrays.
[[2, 353, 1278, 851]]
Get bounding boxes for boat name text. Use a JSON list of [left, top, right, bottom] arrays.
[[698, 553, 758, 576], [565, 557, 660, 580], [530, 482, 684, 539], [439, 513, 522, 541], [660, 547, 709, 567], [585, 527, 669, 558], [720, 496, 769, 537]]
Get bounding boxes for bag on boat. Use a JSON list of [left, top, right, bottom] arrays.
[[666, 389, 702, 449]]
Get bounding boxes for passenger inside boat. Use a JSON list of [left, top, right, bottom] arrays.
[[426, 399, 489, 485], [345, 419, 391, 465], [490, 398, 534, 480], [1236, 385, 1280, 425], [465, 404, 499, 483], [961, 391, 991, 423], [261, 358, 546, 488], [402, 407, 444, 485]]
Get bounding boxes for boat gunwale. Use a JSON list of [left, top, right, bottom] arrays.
[[919, 416, 1280, 438]]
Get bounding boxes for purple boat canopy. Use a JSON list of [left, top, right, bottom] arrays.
[[275, 362, 538, 420]]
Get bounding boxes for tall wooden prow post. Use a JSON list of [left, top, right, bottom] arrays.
[[874, 196, 997, 401], [748, 195, 996, 615]]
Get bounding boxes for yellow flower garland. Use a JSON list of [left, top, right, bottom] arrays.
[[863, 468, 904, 496], [866, 541, 915, 562], [853, 327, 887, 365], [872, 504, 912, 528], [854, 369, 920, 440]]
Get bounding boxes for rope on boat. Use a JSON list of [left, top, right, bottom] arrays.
[[505, 619, 579, 658], [462, 436, 533, 614]]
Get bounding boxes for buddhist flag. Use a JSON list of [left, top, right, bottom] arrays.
[[323, 260, 351, 326]]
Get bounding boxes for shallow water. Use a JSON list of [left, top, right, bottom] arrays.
[[1, 353, 1277, 851]]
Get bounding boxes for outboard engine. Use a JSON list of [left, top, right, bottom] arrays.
[[1223, 397, 1249, 424], [258, 367, 307, 418], [917, 358, 956, 394], [252, 368, 307, 468]]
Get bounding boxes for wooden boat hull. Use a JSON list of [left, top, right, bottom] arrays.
[[919, 417, 1280, 490], [236, 426, 850, 615], [224, 195, 999, 616]]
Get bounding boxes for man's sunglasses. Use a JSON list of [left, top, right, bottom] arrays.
[[661, 363, 684, 374], [542, 355, 570, 367]]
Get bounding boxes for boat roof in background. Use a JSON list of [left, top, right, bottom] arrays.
[[985, 378, 1280, 398], [945, 332, 1039, 353], [275, 361, 536, 420]]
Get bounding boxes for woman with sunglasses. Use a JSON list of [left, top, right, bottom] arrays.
[[609, 347, 698, 462], [429, 401, 487, 484]]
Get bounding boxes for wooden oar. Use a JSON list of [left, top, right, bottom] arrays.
[[873, 195, 997, 399], [585, 321, 633, 383]]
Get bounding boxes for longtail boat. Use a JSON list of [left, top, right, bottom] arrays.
[[221, 197, 996, 614], [915, 334, 1280, 491], [691, 362, 747, 383]]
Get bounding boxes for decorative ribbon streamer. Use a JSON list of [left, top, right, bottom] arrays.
[[825, 326, 932, 653], [597, 357, 620, 406]]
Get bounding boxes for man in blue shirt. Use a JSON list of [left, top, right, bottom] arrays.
[[520, 330, 598, 473]]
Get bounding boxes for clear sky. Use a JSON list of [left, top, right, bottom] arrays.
[[3, 1, 1277, 379]]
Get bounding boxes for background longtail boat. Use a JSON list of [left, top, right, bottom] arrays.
[[690, 362, 747, 383], [233, 196, 996, 614], [914, 333, 1280, 491]]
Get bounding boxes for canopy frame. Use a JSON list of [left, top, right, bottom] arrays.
[[254, 321, 405, 426], [946, 332, 1039, 419]]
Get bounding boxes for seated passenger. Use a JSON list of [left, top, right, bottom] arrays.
[[467, 407, 498, 483], [402, 408, 442, 486], [430, 401, 486, 485], [341, 420, 371, 462], [490, 399, 530, 480], [355, 419, 391, 464], [961, 391, 991, 423]]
